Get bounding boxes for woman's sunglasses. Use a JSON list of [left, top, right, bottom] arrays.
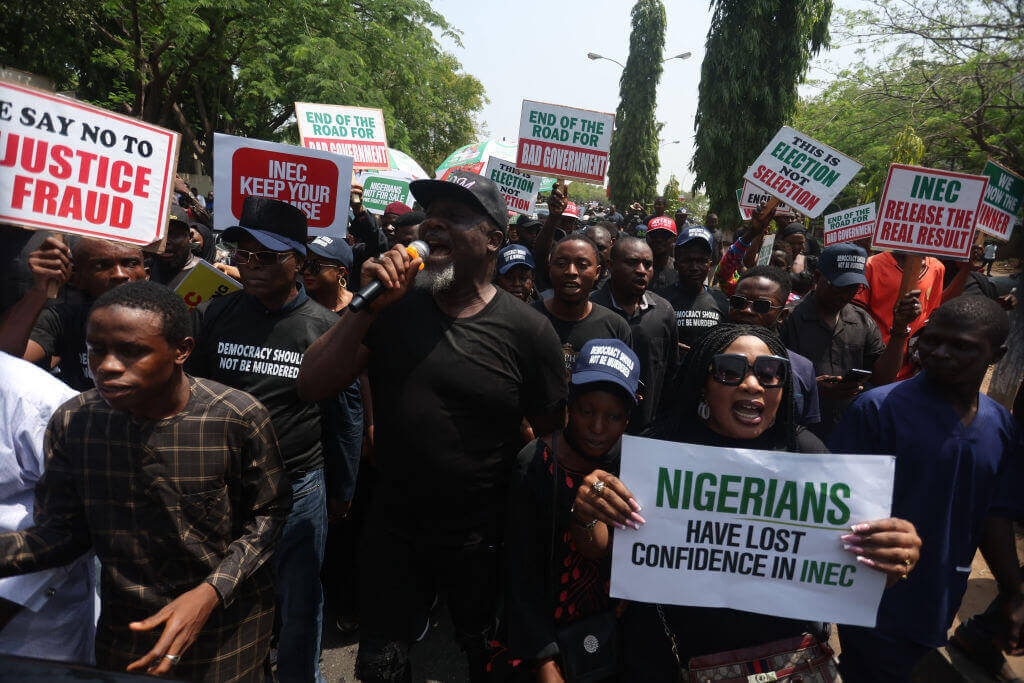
[[709, 353, 789, 388]]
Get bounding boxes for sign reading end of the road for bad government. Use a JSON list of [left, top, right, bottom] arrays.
[[744, 126, 862, 219], [294, 102, 389, 171], [873, 164, 988, 260], [610, 436, 895, 627], [824, 204, 876, 247], [517, 100, 614, 183], [976, 160, 1024, 241]]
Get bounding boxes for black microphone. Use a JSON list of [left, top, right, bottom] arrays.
[[349, 240, 430, 312]]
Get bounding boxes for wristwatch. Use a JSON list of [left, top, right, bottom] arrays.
[[890, 324, 912, 338]]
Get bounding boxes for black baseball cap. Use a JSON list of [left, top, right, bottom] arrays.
[[307, 235, 354, 270], [817, 244, 869, 288], [410, 171, 508, 233]]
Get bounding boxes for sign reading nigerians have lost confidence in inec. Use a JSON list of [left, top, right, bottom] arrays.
[[610, 436, 895, 627]]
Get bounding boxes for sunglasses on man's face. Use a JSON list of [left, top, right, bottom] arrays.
[[708, 353, 789, 388], [231, 248, 293, 266], [729, 295, 784, 315]]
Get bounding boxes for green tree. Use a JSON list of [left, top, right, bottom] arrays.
[[662, 174, 682, 215], [564, 182, 607, 204], [691, 0, 832, 226], [0, 0, 485, 174], [607, 0, 666, 210]]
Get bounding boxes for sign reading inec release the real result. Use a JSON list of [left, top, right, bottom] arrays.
[[517, 100, 614, 183], [744, 126, 862, 218], [610, 436, 895, 627]]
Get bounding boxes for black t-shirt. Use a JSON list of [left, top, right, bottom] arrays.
[[531, 299, 633, 377], [590, 287, 678, 434], [366, 288, 567, 538], [29, 291, 93, 391], [650, 260, 678, 292], [188, 287, 336, 475], [656, 284, 728, 348]]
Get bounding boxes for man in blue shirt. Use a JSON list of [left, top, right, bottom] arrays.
[[831, 295, 1024, 682]]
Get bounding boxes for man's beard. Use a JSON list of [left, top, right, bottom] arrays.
[[414, 263, 455, 295]]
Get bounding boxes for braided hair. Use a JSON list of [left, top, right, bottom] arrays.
[[664, 323, 799, 451]]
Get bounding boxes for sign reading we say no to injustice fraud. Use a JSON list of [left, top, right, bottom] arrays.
[[294, 102, 389, 171], [0, 80, 179, 245], [484, 156, 539, 215], [976, 160, 1024, 241], [213, 133, 353, 239], [824, 203, 876, 247], [873, 164, 988, 259], [744, 126, 862, 218], [517, 100, 614, 183], [610, 436, 895, 627]]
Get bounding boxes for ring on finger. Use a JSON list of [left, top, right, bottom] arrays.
[[590, 480, 606, 498], [164, 653, 181, 665]]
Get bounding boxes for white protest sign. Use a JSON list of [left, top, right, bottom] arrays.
[[744, 126, 862, 218], [517, 100, 614, 183], [824, 204, 876, 247], [484, 156, 538, 215], [737, 179, 792, 220], [213, 133, 353, 239], [976, 159, 1024, 241], [294, 102, 389, 171], [756, 233, 776, 266], [0, 80, 180, 245], [873, 164, 988, 259], [611, 436, 894, 627]]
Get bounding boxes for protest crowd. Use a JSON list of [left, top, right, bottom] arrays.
[[0, 81, 1023, 683]]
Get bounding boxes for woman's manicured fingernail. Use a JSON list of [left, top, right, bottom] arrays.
[[631, 513, 646, 526], [851, 523, 871, 533], [629, 498, 642, 512], [841, 534, 863, 543], [856, 555, 877, 568], [842, 544, 864, 554]]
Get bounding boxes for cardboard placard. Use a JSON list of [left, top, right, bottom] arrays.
[[824, 204, 876, 246], [213, 133, 353, 239], [361, 174, 411, 214], [873, 164, 988, 259], [756, 234, 776, 266], [484, 157, 539, 215], [976, 159, 1023, 241], [294, 102, 389, 171], [737, 179, 792, 220], [174, 260, 242, 310], [610, 436, 894, 627], [0, 80, 180, 245], [516, 100, 614, 183], [744, 127, 862, 218]]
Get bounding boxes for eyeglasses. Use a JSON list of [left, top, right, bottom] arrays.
[[231, 248, 293, 266], [729, 295, 784, 315], [708, 354, 789, 388], [300, 260, 340, 275]]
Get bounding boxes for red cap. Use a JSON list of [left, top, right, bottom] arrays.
[[384, 201, 411, 216], [563, 202, 580, 219], [647, 215, 677, 235]]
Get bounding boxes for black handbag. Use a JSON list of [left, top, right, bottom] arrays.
[[549, 434, 620, 682]]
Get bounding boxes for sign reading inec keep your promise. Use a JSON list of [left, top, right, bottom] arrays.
[[516, 100, 614, 183], [610, 436, 894, 627], [744, 126, 862, 219], [873, 164, 988, 259]]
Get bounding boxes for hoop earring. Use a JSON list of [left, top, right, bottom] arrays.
[[697, 397, 711, 421], [339, 275, 347, 289]]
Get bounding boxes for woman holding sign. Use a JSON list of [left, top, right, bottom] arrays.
[[504, 339, 642, 683], [570, 324, 922, 681]]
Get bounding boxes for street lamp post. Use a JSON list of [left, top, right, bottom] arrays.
[[587, 51, 691, 67]]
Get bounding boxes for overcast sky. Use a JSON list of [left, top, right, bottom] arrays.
[[431, 0, 859, 192]]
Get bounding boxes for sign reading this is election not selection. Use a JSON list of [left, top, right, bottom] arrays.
[[0, 80, 180, 245], [873, 164, 988, 259], [824, 204, 876, 246], [517, 100, 614, 183], [744, 126, 862, 218], [214, 133, 353, 239], [610, 436, 894, 627], [484, 156, 539, 215], [294, 102, 389, 170]]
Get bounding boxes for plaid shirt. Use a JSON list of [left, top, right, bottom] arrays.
[[0, 377, 291, 682]]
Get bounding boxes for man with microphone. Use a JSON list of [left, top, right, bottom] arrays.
[[298, 171, 567, 683]]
